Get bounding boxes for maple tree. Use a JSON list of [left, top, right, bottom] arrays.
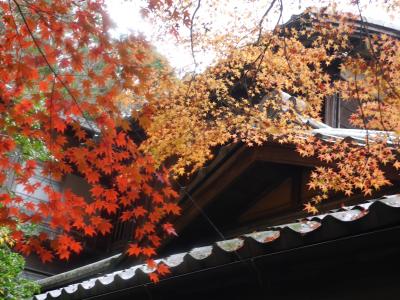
[[0, 0, 181, 281], [139, 0, 400, 213]]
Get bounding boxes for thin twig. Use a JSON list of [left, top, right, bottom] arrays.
[[254, 0, 283, 76], [354, 72, 370, 152], [12, 0, 98, 134], [355, 1, 400, 101], [256, 0, 278, 45], [190, 0, 202, 71], [355, 1, 394, 143]]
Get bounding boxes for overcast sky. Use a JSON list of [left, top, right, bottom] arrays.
[[105, 1, 394, 73], [106, 0, 192, 72]]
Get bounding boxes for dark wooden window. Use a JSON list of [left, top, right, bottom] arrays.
[[324, 94, 359, 129]]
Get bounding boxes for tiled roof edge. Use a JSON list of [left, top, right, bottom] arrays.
[[34, 194, 400, 300]]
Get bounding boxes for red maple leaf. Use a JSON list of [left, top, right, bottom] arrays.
[[149, 210, 162, 223], [163, 223, 178, 236], [148, 234, 161, 247], [70, 240, 83, 254], [163, 203, 181, 215], [86, 171, 100, 184], [157, 263, 170, 276], [90, 185, 104, 198], [39, 250, 54, 263], [104, 189, 118, 202], [143, 222, 155, 234], [116, 175, 128, 192], [133, 206, 147, 218], [58, 249, 71, 260], [127, 243, 141, 256], [116, 131, 126, 147], [103, 202, 118, 214], [152, 192, 164, 204], [84, 225, 96, 237], [97, 219, 112, 235], [149, 273, 159, 283], [120, 210, 134, 222], [52, 117, 67, 133], [142, 246, 156, 257], [39, 81, 49, 92]]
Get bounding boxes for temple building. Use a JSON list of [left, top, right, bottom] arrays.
[[31, 12, 400, 300]]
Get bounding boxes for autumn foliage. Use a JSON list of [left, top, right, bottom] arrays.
[[0, 0, 400, 283], [142, 1, 400, 212], [0, 0, 180, 280]]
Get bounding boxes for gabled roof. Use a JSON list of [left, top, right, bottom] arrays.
[[32, 122, 397, 297], [34, 194, 400, 300]]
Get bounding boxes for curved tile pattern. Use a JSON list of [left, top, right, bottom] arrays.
[[34, 194, 400, 300], [217, 238, 244, 252], [244, 230, 280, 243], [329, 209, 367, 222], [189, 246, 213, 260], [286, 221, 321, 233]]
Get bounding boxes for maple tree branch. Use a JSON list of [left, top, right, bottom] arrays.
[[7, 0, 23, 52], [353, 73, 371, 152], [281, 27, 298, 86], [257, 0, 278, 45], [238, 0, 283, 98], [20, 0, 74, 21], [190, 0, 202, 71], [7, 0, 26, 101], [181, 0, 203, 104], [355, 1, 396, 144], [252, 0, 283, 79], [355, 0, 400, 102], [49, 77, 56, 159], [373, 62, 390, 132], [11, 0, 98, 134]]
